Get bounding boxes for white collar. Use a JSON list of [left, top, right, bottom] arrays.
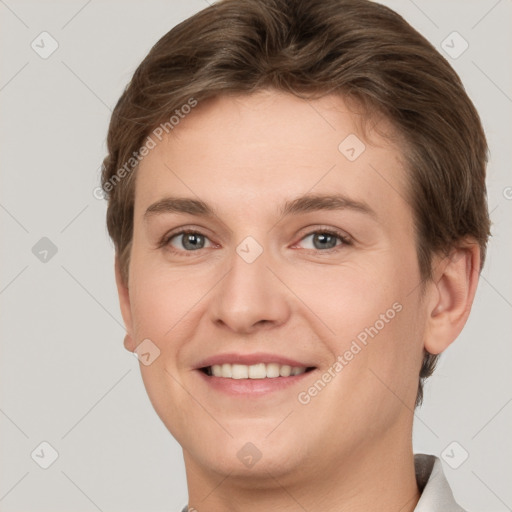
[[414, 453, 466, 511]]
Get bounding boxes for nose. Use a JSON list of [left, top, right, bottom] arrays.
[[209, 241, 291, 334]]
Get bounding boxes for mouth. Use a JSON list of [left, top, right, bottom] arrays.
[[200, 363, 316, 379], [194, 353, 318, 396], [195, 355, 317, 397]]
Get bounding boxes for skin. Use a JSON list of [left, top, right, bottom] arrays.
[[115, 90, 480, 512]]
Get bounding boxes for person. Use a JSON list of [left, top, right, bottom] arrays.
[[100, 0, 490, 510]]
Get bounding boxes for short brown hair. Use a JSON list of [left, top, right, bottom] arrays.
[[101, 0, 491, 406]]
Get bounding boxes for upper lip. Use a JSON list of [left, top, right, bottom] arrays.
[[195, 352, 315, 369]]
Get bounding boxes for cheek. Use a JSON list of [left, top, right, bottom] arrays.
[[292, 257, 405, 345], [128, 243, 208, 340], [310, 252, 424, 397], [344, 284, 426, 418]]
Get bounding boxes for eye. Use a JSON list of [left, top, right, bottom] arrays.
[[164, 230, 213, 252], [296, 229, 351, 251], [159, 227, 351, 255]]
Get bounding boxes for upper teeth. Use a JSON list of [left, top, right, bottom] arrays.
[[209, 363, 307, 379]]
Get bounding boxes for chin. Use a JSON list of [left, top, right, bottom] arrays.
[[182, 428, 309, 481]]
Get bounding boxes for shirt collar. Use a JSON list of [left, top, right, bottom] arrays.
[[414, 453, 466, 511]]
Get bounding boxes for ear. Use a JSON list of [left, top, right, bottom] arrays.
[[115, 255, 136, 353], [424, 240, 481, 355]]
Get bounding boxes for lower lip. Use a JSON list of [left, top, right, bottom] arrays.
[[196, 369, 314, 396]]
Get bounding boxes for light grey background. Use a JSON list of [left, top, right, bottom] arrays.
[[0, 1, 510, 511]]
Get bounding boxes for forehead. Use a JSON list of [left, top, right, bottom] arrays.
[[134, 91, 410, 223]]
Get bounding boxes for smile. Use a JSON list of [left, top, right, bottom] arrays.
[[202, 363, 314, 379]]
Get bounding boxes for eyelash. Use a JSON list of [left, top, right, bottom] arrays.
[[158, 227, 352, 256]]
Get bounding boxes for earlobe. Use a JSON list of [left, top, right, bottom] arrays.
[[424, 241, 481, 355], [114, 255, 135, 352], [124, 333, 135, 352]]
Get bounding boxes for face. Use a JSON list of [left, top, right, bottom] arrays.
[[119, 90, 429, 485]]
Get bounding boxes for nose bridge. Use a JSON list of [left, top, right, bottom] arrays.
[[210, 234, 290, 332]]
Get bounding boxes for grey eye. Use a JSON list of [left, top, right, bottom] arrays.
[[169, 232, 209, 251], [301, 232, 342, 250]]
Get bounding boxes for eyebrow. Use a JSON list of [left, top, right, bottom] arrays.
[[144, 193, 377, 220], [279, 193, 376, 218]]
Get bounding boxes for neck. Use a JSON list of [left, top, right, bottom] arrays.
[[183, 425, 420, 512]]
